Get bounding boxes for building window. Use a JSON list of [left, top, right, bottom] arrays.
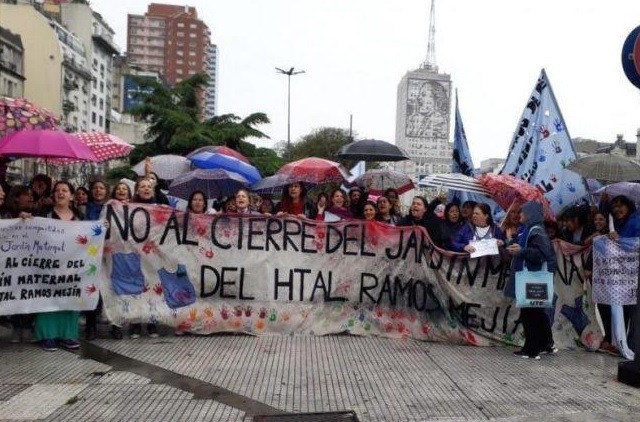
[[99, 99, 104, 110], [177, 22, 184, 28], [189, 32, 196, 38], [100, 81, 104, 93], [190, 23, 197, 29], [91, 112, 96, 124], [177, 31, 184, 37], [176, 69, 183, 74]]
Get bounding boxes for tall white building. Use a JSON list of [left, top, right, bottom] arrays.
[[394, 0, 452, 186], [204, 43, 218, 119], [60, 2, 119, 133], [395, 70, 452, 180], [51, 20, 92, 133]]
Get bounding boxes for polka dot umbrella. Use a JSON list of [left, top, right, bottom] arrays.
[[0, 96, 60, 137], [45, 132, 134, 164]]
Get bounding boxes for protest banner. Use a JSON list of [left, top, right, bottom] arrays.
[[592, 236, 638, 306], [100, 201, 602, 350], [0, 217, 105, 315]]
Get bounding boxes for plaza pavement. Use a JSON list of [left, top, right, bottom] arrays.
[[0, 324, 639, 422]]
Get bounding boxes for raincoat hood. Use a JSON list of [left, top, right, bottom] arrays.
[[521, 200, 544, 228]]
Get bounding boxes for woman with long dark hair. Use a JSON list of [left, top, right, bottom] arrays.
[[277, 182, 313, 218], [35, 181, 83, 351], [398, 196, 446, 247]]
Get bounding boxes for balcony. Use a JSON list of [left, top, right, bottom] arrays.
[[92, 28, 120, 55], [62, 100, 76, 114], [63, 56, 92, 80], [63, 79, 79, 92]]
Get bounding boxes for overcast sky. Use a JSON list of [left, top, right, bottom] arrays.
[[92, 0, 640, 164]]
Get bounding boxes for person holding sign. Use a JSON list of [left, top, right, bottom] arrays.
[[606, 195, 639, 354], [35, 181, 83, 352], [450, 203, 505, 255], [505, 200, 557, 360], [128, 177, 163, 339], [316, 189, 353, 222]]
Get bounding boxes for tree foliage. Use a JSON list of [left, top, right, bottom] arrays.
[[287, 127, 353, 163], [124, 73, 280, 175]]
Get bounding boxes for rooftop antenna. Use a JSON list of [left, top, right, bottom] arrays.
[[421, 0, 437, 71]]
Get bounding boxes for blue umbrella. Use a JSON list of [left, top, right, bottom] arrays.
[[190, 152, 261, 184], [168, 168, 249, 200]]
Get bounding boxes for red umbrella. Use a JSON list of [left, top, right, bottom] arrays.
[[0, 129, 98, 161], [0, 96, 60, 137], [478, 173, 554, 220], [186, 145, 250, 163], [275, 157, 351, 185], [45, 132, 134, 164]]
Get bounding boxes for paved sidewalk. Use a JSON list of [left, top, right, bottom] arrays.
[[1, 326, 639, 421]]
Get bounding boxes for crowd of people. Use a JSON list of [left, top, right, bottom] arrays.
[[0, 168, 636, 361]]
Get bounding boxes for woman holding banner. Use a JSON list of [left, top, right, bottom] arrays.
[[83, 180, 122, 341], [606, 195, 639, 356], [276, 182, 314, 218], [35, 181, 83, 352], [505, 201, 557, 360], [128, 177, 162, 339], [398, 196, 446, 248]]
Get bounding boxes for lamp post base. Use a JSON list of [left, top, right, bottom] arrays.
[[618, 360, 640, 387]]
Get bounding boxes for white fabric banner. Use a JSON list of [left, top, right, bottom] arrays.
[[592, 236, 638, 305], [99, 202, 603, 351], [0, 217, 105, 315]]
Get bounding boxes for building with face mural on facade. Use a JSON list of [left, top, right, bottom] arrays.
[[394, 0, 452, 206]]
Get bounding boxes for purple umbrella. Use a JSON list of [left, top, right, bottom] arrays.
[[168, 168, 249, 200], [0, 129, 98, 161], [594, 182, 640, 202], [190, 152, 261, 184]]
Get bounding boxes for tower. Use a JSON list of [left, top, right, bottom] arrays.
[[394, 0, 452, 196]]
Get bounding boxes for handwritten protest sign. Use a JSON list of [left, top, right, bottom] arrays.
[[592, 236, 638, 306], [99, 202, 602, 350], [0, 218, 105, 315]]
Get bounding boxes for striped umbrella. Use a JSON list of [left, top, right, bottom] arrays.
[[419, 173, 490, 196]]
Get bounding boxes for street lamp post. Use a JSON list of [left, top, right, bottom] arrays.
[[276, 67, 305, 158]]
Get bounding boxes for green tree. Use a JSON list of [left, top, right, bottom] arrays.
[[288, 127, 353, 162], [204, 113, 270, 153], [128, 73, 270, 164], [250, 147, 286, 176]]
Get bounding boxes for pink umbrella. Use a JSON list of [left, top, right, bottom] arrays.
[[478, 173, 554, 220], [0, 129, 98, 161], [186, 145, 250, 163], [45, 132, 134, 164]]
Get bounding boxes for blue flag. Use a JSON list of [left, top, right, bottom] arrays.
[[448, 93, 503, 220], [499, 69, 588, 213], [451, 91, 476, 177]]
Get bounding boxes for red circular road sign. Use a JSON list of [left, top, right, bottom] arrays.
[[622, 26, 640, 89]]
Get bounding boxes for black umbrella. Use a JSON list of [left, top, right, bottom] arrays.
[[336, 139, 410, 162]]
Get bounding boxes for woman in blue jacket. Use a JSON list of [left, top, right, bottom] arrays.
[[450, 202, 505, 252], [505, 200, 557, 360]]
